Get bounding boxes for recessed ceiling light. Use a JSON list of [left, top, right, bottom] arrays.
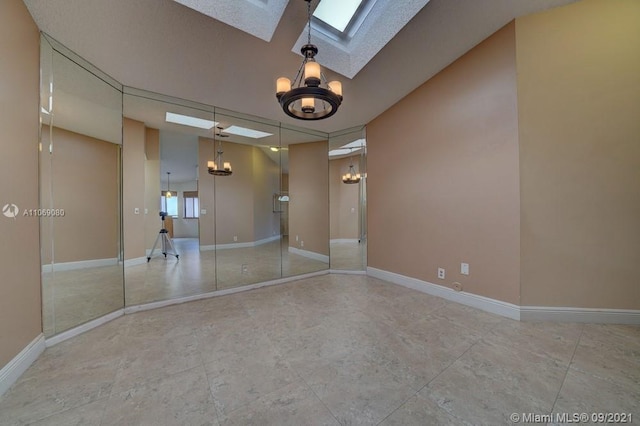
[[165, 112, 217, 129], [223, 125, 273, 139]]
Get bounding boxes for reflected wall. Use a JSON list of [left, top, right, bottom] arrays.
[[40, 35, 124, 337]]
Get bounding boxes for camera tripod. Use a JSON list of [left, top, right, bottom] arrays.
[[147, 214, 179, 262]]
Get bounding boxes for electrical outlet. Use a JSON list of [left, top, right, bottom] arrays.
[[144, 208, 148, 215], [241, 264, 248, 274], [300, 240, 304, 247], [233, 236, 238, 242], [438, 268, 445, 279], [461, 263, 469, 275], [134, 207, 140, 215], [296, 235, 299, 242]]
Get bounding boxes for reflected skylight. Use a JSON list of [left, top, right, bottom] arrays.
[[313, 0, 363, 32], [223, 125, 273, 139], [165, 112, 217, 129]]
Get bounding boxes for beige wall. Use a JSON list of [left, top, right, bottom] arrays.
[[330, 157, 361, 240], [0, 0, 42, 368], [40, 126, 119, 263], [517, 0, 640, 309], [123, 118, 146, 260], [289, 141, 330, 257], [368, 22, 521, 304]]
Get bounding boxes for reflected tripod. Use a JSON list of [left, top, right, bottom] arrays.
[[147, 212, 179, 262]]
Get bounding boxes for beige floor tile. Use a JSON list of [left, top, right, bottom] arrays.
[[102, 366, 218, 426], [420, 339, 567, 425], [378, 394, 468, 426], [219, 382, 339, 426], [29, 398, 108, 426]]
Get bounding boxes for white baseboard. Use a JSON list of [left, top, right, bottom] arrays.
[[200, 235, 281, 251], [367, 267, 521, 320], [330, 239, 360, 244], [45, 309, 125, 347], [521, 306, 640, 324], [124, 257, 147, 267], [288, 247, 330, 264], [0, 334, 45, 397], [367, 267, 640, 324], [42, 258, 118, 273], [329, 269, 367, 275], [124, 269, 329, 314]]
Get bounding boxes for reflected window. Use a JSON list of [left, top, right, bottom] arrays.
[[161, 191, 178, 217], [184, 191, 199, 219]]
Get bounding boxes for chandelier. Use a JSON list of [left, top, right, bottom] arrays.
[[207, 126, 232, 176], [276, 0, 343, 120], [342, 155, 361, 184]]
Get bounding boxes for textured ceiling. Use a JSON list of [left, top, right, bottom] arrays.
[[24, 0, 579, 133]]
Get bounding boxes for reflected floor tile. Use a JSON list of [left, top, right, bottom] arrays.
[[219, 382, 339, 426], [103, 366, 218, 426], [420, 339, 567, 425]]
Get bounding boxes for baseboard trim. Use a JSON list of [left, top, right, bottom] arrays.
[[288, 247, 330, 263], [42, 258, 119, 273], [329, 269, 367, 275], [0, 334, 45, 397], [521, 306, 640, 324], [45, 309, 125, 347], [124, 257, 147, 267], [330, 239, 360, 244], [367, 267, 521, 320], [200, 235, 281, 251], [124, 269, 330, 314]]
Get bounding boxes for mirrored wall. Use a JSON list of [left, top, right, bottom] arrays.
[[40, 35, 124, 337], [121, 89, 330, 306], [328, 127, 367, 270], [39, 35, 366, 338]]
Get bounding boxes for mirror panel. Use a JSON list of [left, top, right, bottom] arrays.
[[210, 111, 283, 289], [281, 127, 330, 277], [123, 91, 217, 305], [40, 35, 124, 337], [328, 127, 367, 271]]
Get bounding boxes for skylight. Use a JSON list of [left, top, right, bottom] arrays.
[[313, 0, 363, 32], [223, 125, 273, 139], [165, 112, 217, 129]]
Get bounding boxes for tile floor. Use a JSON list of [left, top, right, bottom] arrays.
[[4, 274, 639, 425]]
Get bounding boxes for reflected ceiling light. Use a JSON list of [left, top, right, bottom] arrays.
[[207, 127, 233, 176], [223, 125, 273, 139], [342, 150, 361, 184], [276, 0, 343, 120], [165, 172, 173, 198], [166, 112, 217, 129], [270, 146, 280, 152]]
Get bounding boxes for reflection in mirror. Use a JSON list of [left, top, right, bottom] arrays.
[[40, 35, 124, 337], [281, 127, 330, 277], [123, 92, 216, 305], [206, 112, 282, 289], [329, 126, 367, 270]]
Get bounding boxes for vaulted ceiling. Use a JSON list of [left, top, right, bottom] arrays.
[[24, 0, 577, 133]]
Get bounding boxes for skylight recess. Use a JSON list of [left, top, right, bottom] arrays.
[[313, 0, 363, 32], [165, 112, 217, 129]]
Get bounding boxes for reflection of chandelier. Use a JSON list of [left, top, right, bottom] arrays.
[[342, 159, 361, 184], [207, 126, 232, 176], [166, 172, 173, 197], [276, 0, 343, 120]]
